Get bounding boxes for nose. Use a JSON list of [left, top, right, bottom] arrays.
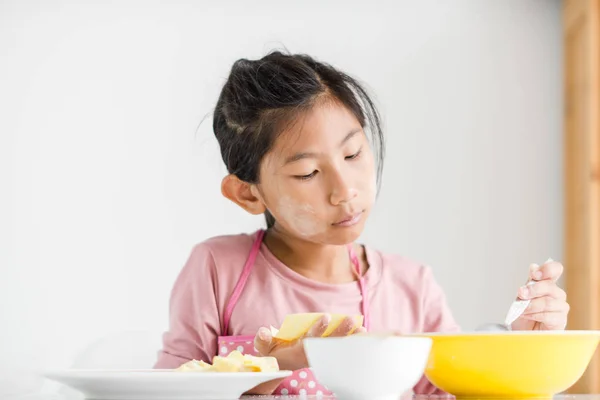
[[329, 170, 358, 206]]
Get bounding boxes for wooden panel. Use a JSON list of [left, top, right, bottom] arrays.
[[564, 0, 600, 394]]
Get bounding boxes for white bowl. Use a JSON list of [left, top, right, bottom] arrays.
[[303, 335, 432, 400]]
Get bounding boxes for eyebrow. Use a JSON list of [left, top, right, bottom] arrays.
[[283, 128, 362, 165]]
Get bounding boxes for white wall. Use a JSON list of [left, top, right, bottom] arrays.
[[0, 0, 562, 395]]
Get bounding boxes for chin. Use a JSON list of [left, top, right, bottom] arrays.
[[321, 210, 370, 245], [312, 222, 366, 246]]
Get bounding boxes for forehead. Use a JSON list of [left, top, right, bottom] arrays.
[[270, 101, 363, 155]]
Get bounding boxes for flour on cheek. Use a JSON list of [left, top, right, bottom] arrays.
[[275, 195, 325, 238]]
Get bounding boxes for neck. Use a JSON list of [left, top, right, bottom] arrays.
[[263, 226, 357, 284]]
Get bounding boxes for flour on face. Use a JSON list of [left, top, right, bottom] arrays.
[[275, 195, 325, 238]]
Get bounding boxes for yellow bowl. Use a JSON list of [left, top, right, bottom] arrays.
[[413, 330, 600, 399]]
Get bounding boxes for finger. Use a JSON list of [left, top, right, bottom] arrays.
[[305, 314, 331, 337], [530, 260, 563, 282], [519, 311, 568, 329], [527, 263, 540, 281], [522, 296, 570, 315], [254, 327, 273, 356], [518, 280, 567, 301], [328, 317, 357, 337]]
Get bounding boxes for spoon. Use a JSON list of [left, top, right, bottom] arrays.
[[475, 280, 536, 332], [476, 258, 553, 332]]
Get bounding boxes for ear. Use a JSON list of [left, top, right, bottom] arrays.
[[221, 174, 267, 215]]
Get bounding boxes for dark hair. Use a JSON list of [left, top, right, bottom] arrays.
[[213, 51, 385, 228]]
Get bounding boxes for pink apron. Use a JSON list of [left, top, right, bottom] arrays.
[[217, 229, 370, 396]]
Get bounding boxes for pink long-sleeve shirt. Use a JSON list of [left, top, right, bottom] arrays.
[[155, 230, 460, 393]]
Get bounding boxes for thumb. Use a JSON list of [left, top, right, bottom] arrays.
[[254, 327, 273, 356]]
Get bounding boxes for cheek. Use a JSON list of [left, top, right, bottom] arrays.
[[366, 175, 377, 203], [275, 195, 325, 237], [357, 154, 377, 203]]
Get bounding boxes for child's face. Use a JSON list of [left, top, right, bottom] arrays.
[[257, 100, 377, 245]]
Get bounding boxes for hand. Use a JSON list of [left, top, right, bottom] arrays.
[[511, 260, 569, 331], [253, 314, 366, 371]]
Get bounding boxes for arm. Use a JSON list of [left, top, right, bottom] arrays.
[[154, 244, 221, 368], [413, 265, 460, 395]]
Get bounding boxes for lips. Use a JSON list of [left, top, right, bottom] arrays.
[[332, 211, 364, 227]]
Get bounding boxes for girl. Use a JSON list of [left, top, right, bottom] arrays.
[[154, 51, 569, 396]]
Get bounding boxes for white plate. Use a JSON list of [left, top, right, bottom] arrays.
[[42, 369, 292, 400]]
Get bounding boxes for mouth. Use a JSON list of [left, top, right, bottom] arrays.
[[332, 211, 364, 227]]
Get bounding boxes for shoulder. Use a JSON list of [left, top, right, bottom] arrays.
[[170, 231, 260, 296], [190, 231, 256, 259], [183, 231, 260, 276]]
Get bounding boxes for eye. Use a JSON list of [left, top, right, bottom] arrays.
[[345, 149, 362, 160], [294, 170, 318, 181]]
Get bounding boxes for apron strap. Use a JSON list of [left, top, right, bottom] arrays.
[[222, 229, 266, 335], [348, 244, 370, 331]]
